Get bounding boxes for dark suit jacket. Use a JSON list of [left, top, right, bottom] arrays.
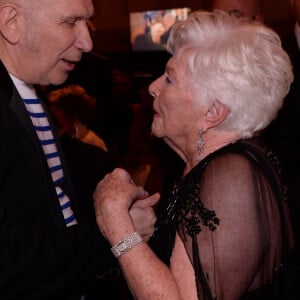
[[0, 61, 117, 299], [58, 134, 116, 223]]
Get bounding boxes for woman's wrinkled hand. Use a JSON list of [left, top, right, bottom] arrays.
[[93, 168, 160, 244]]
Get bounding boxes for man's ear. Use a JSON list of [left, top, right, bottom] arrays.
[[0, 5, 20, 44], [204, 99, 229, 129]]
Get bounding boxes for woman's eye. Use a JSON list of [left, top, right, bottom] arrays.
[[165, 76, 173, 84]]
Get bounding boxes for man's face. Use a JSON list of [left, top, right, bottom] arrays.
[[11, 0, 94, 85]]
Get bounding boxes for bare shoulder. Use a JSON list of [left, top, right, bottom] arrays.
[[201, 152, 257, 209]]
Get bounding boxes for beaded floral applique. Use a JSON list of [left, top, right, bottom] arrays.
[[176, 169, 219, 236], [162, 160, 220, 238]]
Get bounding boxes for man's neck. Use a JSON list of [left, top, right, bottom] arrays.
[[9, 73, 37, 99]]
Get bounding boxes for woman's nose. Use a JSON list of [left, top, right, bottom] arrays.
[[148, 79, 160, 98]]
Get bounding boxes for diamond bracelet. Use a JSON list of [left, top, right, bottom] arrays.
[[111, 231, 143, 258]]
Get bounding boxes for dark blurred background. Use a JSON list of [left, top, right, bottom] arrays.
[[92, 0, 293, 55]]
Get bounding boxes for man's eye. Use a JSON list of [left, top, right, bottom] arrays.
[[165, 76, 173, 84], [66, 19, 76, 27]]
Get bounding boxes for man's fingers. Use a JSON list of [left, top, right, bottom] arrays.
[[133, 193, 160, 208]]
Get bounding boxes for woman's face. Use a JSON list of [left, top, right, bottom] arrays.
[[149, 52, 206, 147]]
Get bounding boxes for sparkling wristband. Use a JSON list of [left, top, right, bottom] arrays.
[[111, 231, 143, 258]]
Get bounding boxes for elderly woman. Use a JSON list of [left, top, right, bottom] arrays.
[[93, 10, 295, 300]]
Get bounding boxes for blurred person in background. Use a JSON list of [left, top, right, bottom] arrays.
[[48, 84, 108, 151], [211, 0, 263, 22]]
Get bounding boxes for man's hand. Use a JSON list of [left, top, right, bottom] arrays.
[[130, 195, 160, 241], [94, 168, 160, 244]]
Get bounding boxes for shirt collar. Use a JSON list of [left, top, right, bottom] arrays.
[[9, 73, 37, 99]]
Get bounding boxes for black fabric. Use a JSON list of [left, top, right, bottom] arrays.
[[58, 134, 115, 224], [0, 61, 118, 299], [150, 139, 296, 300]]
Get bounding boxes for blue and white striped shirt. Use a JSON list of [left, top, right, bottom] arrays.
[[10, 75, 77, 227]]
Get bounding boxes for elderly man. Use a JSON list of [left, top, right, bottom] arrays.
[[0, 0, 157, 299]]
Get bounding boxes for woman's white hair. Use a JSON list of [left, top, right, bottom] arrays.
[[167, 10, 294, 138]]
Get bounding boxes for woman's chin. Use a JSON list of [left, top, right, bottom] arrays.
[[151, 126, 163, 138]]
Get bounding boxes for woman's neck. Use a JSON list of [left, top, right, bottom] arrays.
[[184, 131, 241, 175]]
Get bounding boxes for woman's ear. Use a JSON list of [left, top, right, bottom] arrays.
[[0, 5, 20, 44], [204, 99, 229, 129]]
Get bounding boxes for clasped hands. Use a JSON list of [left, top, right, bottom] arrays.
[[93, 168, 160, 246]]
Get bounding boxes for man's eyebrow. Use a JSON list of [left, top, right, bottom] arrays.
[[61, 10, 94, 21]]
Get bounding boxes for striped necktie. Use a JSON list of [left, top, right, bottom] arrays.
[[22, 98, 77, 227]]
